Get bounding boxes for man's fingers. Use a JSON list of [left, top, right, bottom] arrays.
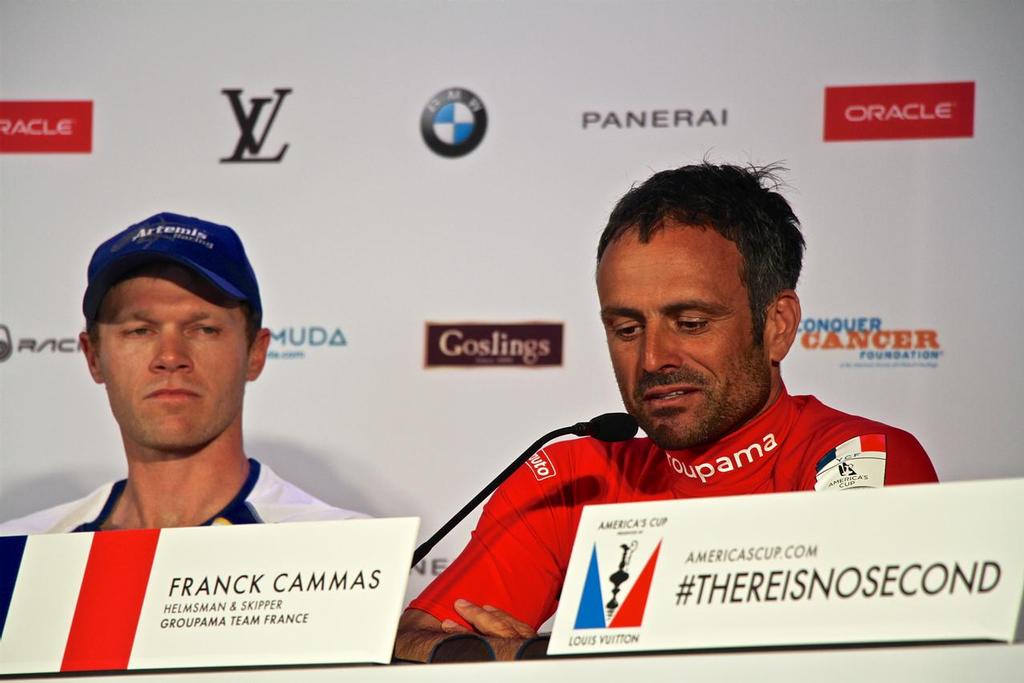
[[454, 599, 519, 637], [481, 604, 537, 639], [452, 598, 537, 639], [440, 618, 469, 634]]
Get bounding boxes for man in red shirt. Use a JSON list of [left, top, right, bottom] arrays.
[[395, 163, 938, 661]]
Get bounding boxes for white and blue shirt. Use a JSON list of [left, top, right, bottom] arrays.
[[0, 459, 363, 535]]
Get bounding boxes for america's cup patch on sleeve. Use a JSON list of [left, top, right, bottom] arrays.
[[814, 434, 886, 491]]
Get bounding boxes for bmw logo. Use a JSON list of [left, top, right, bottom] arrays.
[[420, 88, 488, 158]]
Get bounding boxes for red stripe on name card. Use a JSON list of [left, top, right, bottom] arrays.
[[61, 529, 160, 672]]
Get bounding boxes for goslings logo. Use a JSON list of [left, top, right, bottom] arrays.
[[799, 316, 943, 368], [424, 323, 563, 367], [824, 82, 974, 141], [220, 88, 292, 163], [268, 326, 348, 360], [0, 101, 92, 153], [420, 88, 487, 158], [573, 538, 662, 630]]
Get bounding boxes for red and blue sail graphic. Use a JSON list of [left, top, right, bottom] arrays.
[[573, 540, 661, 629]]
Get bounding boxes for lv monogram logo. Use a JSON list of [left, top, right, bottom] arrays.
[[220, 88, 292, 163]]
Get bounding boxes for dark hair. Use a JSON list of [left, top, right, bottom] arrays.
[[597, 162, 805, 340]]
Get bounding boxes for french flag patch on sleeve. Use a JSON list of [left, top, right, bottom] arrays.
[[814, 434, 887, 491]]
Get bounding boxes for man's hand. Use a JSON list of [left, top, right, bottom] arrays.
[[441, 599, 538, 639], [393, 602, 537, 662]]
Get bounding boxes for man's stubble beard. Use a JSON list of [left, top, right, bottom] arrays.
[[620, 347, 772, 451], [109, 387, 246, 459]]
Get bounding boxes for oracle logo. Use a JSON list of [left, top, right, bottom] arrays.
[[0, 101, 92, 153], [824, 82, 973, 141], [0, 118, 76, 136], [844, 102, 954, 123]]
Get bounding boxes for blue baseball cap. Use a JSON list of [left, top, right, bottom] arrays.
[[83, 212, 262, 325]]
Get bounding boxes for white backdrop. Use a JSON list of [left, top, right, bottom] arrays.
[[2, 0, 1022, 599]]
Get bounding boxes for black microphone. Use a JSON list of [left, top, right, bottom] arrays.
[[567, 412, 640, 442], [411, 413, 638, 568]]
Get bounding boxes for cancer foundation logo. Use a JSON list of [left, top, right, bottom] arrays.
[[573, 539, 662, 629], [799, 316, 943, 368]]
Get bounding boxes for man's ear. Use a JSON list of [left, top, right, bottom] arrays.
[[246, 328, 271, 381], [763, 290, 801, 365], [80, 331, 105, 384]]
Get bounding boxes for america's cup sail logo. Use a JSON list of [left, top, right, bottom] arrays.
[[574, 540, 661, 629], [605, 542, 636, 618]]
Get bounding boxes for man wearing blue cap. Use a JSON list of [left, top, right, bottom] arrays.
[[0, 213, 361, 534]]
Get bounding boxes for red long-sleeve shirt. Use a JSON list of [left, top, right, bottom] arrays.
[[409, 389, 938, 629]]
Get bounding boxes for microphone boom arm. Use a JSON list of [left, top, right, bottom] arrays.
[[410, 424, 579, 568]]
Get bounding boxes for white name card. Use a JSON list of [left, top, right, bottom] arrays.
[[549, 479, 1024, 656], [0, 517, 419, 673]]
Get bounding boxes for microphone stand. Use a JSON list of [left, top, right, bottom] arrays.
[[411, 424, 581, 568]]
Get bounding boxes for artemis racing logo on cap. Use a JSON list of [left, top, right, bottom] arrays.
[[527, 450, 557, 481], [111, 225, 214, 252]]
